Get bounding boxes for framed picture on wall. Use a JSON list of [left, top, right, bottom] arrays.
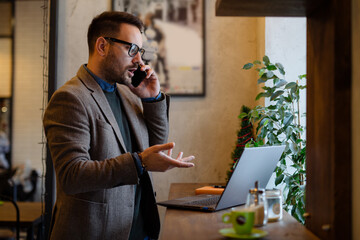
[[112, 0, 205, 96]]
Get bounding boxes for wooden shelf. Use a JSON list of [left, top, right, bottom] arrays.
[[215, 0, 324, 17]]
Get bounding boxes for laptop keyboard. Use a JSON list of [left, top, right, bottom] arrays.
[[183, 195, 220, 206]]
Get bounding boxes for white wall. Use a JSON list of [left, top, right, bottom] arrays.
[[56, 0, 264, 225], [264, 17, 307, 190], [12, 1, 44, 172], [57, 0, 109, 84], [265, 17, 306, 126], [0, 2, 12, 98]]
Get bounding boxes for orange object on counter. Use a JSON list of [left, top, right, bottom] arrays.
[[195, 186, 224, 195]]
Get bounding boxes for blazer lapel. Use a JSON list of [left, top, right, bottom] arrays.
[[117, 85, 148, 151], [76, 66, 128, 153]]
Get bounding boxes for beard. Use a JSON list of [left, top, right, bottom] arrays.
[[100, 50, 133, 85]]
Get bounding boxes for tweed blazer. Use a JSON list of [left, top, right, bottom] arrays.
[[43, 65, 169, 240]]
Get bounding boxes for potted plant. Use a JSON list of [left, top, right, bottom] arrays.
[[241, 55, 307, 224]]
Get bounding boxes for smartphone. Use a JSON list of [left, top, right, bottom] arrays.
[[131, 65, 147, 87]]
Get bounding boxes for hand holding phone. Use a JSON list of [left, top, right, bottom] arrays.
[[131, 65, 147, 87]]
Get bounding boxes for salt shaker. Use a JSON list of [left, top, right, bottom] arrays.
[[245, 181, 268, 226], [266, 189, 283, 222]]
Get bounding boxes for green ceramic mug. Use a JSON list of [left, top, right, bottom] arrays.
[[222, 210, 255, 235]]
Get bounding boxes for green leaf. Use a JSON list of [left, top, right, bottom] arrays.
[[253, 60, 262, 65], [255, 92, 265, 101], [260, 72, 269, 80], [280, 157, 287, 166], [238, 112, 248, 119], [275, 174, 285, 185], [258, 139, 264, 146], [276, 63, 285, 75], [270, 90, 284, 101], [266, 71, 275, 78], [283, 115, 294, 127], [284, 176, 291, 185], [263, 55, 270, 66], [284, 96, 293, 103], [268, 133, 277, 144], [264, 118, 269, 126], [251, 110, 259, 118], [295, 207, 305, 224], [285, 82, 297, 89], [259, 68, 266, 77], [286, 126, 294, 137], [243, 63, 254, 70], [275, 79, 287, 88], [298, 74, 306, 79], [264, 91, 273, 99], [267, 65, 277, 71], [259, 117, 269, 127], [267, 121, 274, 131], [289, 142, 299, 154], [267, 105, 277, 110], [291, 163, 302, 170]]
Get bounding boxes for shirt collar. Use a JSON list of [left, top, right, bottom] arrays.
[[83, 64, 116, 93]]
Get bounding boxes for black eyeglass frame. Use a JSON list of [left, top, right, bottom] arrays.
[[104, 37, 145, 58]]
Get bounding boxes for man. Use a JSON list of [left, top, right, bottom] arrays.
[[43, 11, 195, 240]]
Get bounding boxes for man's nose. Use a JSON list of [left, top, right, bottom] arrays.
[[132, 51, 144, 65]]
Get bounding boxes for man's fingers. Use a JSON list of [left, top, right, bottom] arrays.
[[151, 142, 175, 152], [168, 155, 195, 168], [180, 155, 195, 163], [178, 161, 195, 168], [167, 148, 173, 157], [176, 152, 183, 160]]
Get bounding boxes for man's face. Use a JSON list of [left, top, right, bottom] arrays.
[[100, 23, 143, 85]]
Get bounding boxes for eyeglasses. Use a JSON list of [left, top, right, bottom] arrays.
[[104, 37, 145, 58]]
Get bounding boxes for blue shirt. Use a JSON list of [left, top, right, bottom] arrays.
[[83, 64, 116, 93]]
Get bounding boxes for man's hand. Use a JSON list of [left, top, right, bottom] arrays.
[[139, 142, 195, 172], [128, 64, 160, 99]]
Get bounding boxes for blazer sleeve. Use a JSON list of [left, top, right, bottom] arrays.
[[142, 93, 170, 146], [43, 88, 139, 195]]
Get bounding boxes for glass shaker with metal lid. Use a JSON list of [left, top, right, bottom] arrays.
[[245, 181, 268, 226]]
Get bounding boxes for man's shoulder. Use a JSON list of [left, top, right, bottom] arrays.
[[55, 65, 97, 95], [54, 76, 87, 95]]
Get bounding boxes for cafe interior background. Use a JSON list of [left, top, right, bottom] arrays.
[[0, 0, 359, 238]]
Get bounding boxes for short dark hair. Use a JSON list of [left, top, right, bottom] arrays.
[[87, 11, 144, 54]]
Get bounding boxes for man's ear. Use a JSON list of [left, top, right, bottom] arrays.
[[95, 37, 108, 57]]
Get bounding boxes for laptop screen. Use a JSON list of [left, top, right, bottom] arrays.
[[216, 145, 285, 210]]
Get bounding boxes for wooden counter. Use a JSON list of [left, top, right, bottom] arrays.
[[0, 201, 43, 240], [0, 201, 42, 228], [159, 183, 320, 240]]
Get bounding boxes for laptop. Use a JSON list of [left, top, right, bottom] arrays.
[[157, 145, 285, 212]]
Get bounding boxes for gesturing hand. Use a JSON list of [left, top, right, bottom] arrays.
[[139, 142, 195, 172]]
